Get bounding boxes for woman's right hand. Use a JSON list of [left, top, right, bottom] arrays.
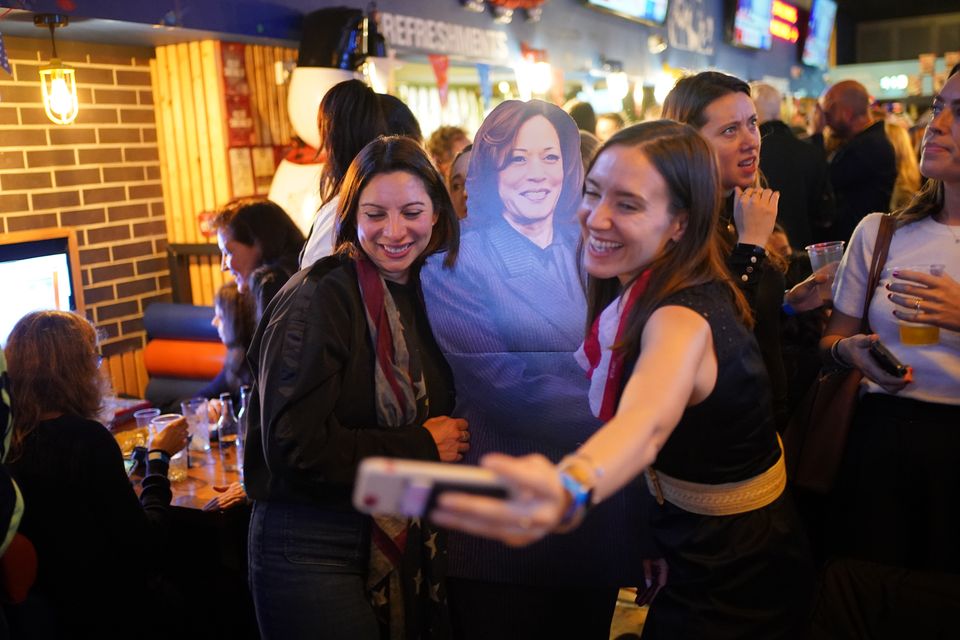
[[149, 416, 189, 456], [836, 334, 912, 394], [733, 187, 780, 247], [423, 416, 469, 462]]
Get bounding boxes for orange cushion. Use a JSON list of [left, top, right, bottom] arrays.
[[144, 339, 226, 379]]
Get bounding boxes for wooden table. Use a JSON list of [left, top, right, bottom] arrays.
[[171, 443, 242, 509]]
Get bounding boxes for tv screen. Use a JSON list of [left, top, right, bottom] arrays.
[[0, 236, 80, 347], [802, 0, 836, 68], [583, 0, 670, 26], [728, 0, 774, 50]]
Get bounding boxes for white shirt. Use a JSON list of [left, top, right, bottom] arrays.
[[299, 196, 340, 270], [834, 212, 960, 405]]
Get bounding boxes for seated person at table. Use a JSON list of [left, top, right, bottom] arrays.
[[4, 311, 189, 638]]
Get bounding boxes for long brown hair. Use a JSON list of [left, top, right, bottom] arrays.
[[583, 121, 752, 361], [4, 311, 106, 459]]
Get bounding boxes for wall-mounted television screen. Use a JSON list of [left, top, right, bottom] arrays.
[[801, 0, 836, 68], [582, 0, 670, 26], [0, 230, 84, 347], [727, 0, 774, 50]]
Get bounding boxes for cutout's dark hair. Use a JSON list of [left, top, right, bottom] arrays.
[[335, 135, 459, 269]]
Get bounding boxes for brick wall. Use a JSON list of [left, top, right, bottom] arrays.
[[0, 36, 170, 358]]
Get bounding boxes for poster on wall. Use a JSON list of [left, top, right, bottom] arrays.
[[668, 0, 716, 55], [222, 43, 255, 148]]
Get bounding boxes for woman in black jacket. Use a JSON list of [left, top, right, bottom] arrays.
[[244, 136, 466, 640]]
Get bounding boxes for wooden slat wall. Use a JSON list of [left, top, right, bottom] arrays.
[[151, 40, 296, 307], [104, 350, 149, 399]]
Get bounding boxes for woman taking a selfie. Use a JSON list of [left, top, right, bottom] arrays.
[[432, 121, 813, 639], [244, 136, 466, 639]]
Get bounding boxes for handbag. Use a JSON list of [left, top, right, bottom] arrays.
[[784, 214, 896, 494]]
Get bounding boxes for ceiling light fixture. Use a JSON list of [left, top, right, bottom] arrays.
[[34, 13, 79, 126]]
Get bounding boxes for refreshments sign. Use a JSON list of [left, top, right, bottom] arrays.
[[378, 12, 510, 64]]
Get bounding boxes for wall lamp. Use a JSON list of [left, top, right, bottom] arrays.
[[34, 13, 79, 125]]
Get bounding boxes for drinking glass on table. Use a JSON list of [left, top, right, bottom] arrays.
[[180, 397, 211, 452], [151, 413, 188, 482], [805, 241, 845, 300], [888, 264, 945, 346]]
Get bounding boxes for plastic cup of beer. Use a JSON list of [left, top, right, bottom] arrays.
[[891, 264, 945, 346], [150, 413, 188, 482], [180, 397, 211, 452], [805, 241, 845, 300]]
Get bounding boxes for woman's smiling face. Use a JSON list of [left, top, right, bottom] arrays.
[[497, 115, 563, 226]]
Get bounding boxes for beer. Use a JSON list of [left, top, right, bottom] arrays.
[[898, 322, 940, 346]]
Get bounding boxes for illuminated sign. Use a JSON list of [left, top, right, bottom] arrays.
[[880, 75, 908, 91], [770, 0, 799, 43]]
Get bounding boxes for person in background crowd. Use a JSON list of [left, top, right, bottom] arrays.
[[301, 80, 423, 269], [564, 98, 598, 134], [579, 130, 601, 170], [595, 112, 625, 142], [885, 121, 922, 211], [752, 82, 835, 248], [212, 197, 305, 321], [422, 100, 647, 640], [4, 311, 189, 638], [663, 72, 793, 428], [447, 143, 472, 220], [197, 281, 255, 403], [432, 120, 814, 639], [812, 80, 897, 242], [245, 136, 465, 639], [427, 125, 471, 179]]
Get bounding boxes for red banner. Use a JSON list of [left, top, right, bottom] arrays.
[[429, 54, 449, 108]]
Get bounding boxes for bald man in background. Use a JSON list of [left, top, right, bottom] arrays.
[[813, 80, 896, 242], [752, 83, 834, 248]]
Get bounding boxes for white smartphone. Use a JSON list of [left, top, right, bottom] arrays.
[[353, 457, 509, 518]]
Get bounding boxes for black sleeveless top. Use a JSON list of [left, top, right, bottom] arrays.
[[633, 280, 780, 484]]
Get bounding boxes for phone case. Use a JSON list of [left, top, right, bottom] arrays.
[[354, 457, 508, 518], [869, 340, 909, 378]]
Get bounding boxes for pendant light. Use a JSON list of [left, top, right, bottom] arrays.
[[34, 14, 79, 125]]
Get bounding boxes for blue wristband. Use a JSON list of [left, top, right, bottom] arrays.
[[558, 471, 593, 531], [781, 300, 798, 316]]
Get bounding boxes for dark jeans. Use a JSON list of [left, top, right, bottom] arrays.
[[447, 577, 618, 640], [248, 501, 378, 640]]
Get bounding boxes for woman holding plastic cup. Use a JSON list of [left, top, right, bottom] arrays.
[[4, 310, 189, 637], [820, 67, 960, 574]]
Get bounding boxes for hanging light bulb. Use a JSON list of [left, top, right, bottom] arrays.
[[34, 14, 79, 125]]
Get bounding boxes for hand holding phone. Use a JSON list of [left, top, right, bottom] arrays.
[[868, 340, 910, 378], [354, 458, 509, 518]]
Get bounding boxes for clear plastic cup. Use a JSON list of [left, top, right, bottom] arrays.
[[150, 413, 188, 482], [125, 407, 160, 455], [887, 264, 946, 346], [805, 241, 845, 300], [180, 397, 211, 452]]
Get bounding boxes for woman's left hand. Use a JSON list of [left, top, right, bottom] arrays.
[[887, 269, 960, 333], [785, 262, 839, 313], [202, 482, 248, 512], [430, 453, 566, 547]]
